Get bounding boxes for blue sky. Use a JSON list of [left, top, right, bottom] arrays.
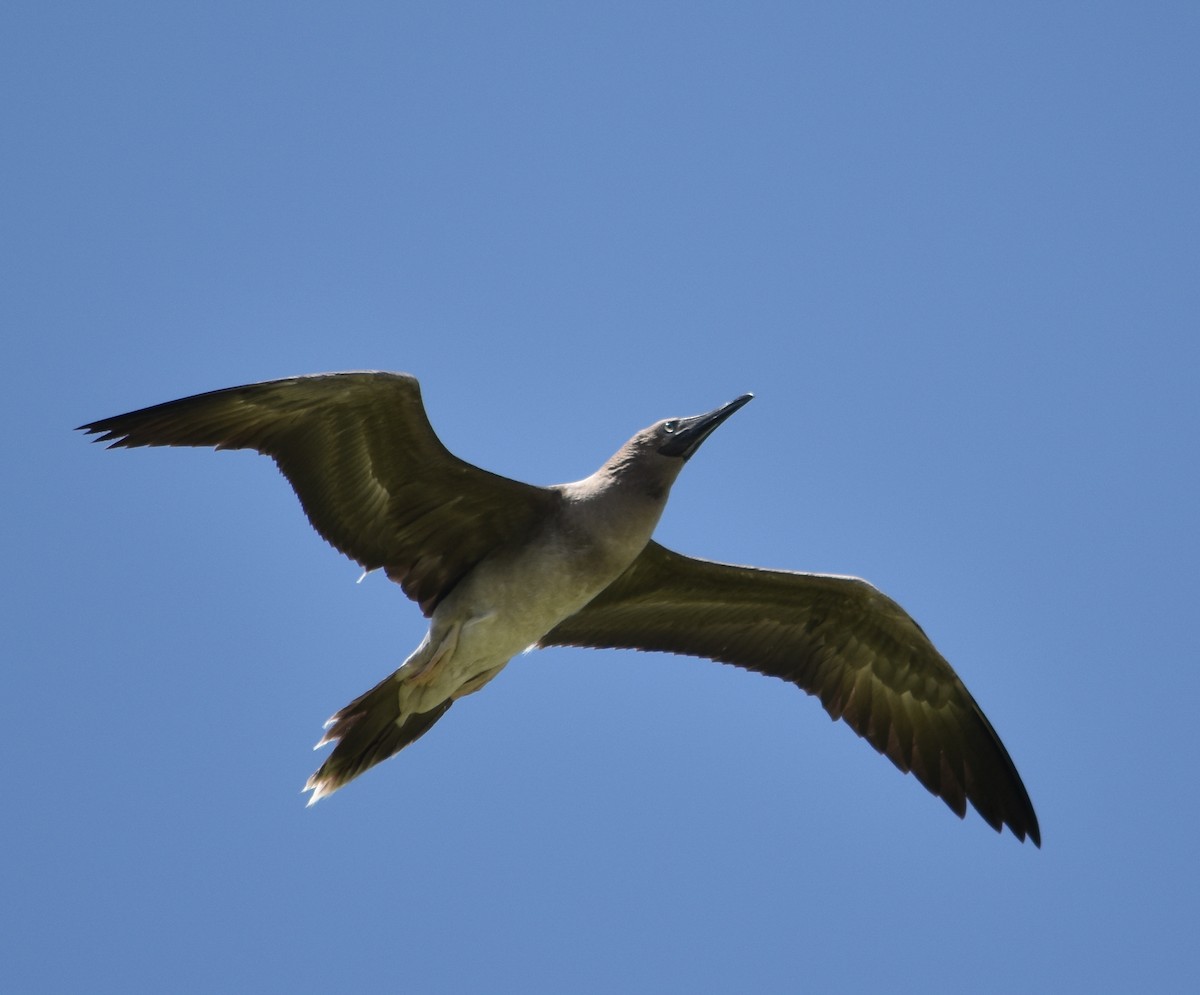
[[4, 3, 1198, 991]]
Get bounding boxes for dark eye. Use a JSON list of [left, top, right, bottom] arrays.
[[662, 419, 679, 434]]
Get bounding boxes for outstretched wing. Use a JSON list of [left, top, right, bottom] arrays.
[[79, 371, 560, 615], [543, 541, 1040, 845]]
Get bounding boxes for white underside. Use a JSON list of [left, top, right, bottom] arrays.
[[394, 537, 638, 716]]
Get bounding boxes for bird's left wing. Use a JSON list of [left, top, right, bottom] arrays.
[[541, 541, 1040, 845], [79, 371, 561, 615]]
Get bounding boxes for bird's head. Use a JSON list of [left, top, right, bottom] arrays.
[[653, 393, 754, 461], [600, 393, 754, 499]]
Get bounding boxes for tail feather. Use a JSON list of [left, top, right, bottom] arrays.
[[304, 672, 452, 804]]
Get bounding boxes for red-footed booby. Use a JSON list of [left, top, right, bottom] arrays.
[[79, 371, 1039, 845]]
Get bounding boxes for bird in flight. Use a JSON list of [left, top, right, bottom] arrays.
[[79, 371, 1039, 845]]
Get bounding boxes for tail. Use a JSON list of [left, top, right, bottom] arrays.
[[304, 671, 453, 805]]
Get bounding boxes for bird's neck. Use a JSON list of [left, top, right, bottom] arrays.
[[557, 467, 670, 552]]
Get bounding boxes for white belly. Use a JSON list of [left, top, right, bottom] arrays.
[[398, 523, 646, 712]]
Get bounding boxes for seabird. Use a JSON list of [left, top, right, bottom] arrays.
[[79, 371, 1039, 845]]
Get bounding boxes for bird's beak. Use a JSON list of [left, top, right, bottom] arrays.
[[658, 393, 754, 459]]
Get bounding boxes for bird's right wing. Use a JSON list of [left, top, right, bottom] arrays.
[[542, 541, 1040, 845], [79, 371, 561, 615]]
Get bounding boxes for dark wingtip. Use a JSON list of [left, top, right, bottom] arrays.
[[982, 786, 1040, 847], [76, 419, 128, 447]]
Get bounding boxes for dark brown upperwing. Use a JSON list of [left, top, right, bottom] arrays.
[[542, 541, 1040, 845], [79, 371, 560, 615]]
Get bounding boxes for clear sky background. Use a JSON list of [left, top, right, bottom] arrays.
[[4, 3, 1197, 992]]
